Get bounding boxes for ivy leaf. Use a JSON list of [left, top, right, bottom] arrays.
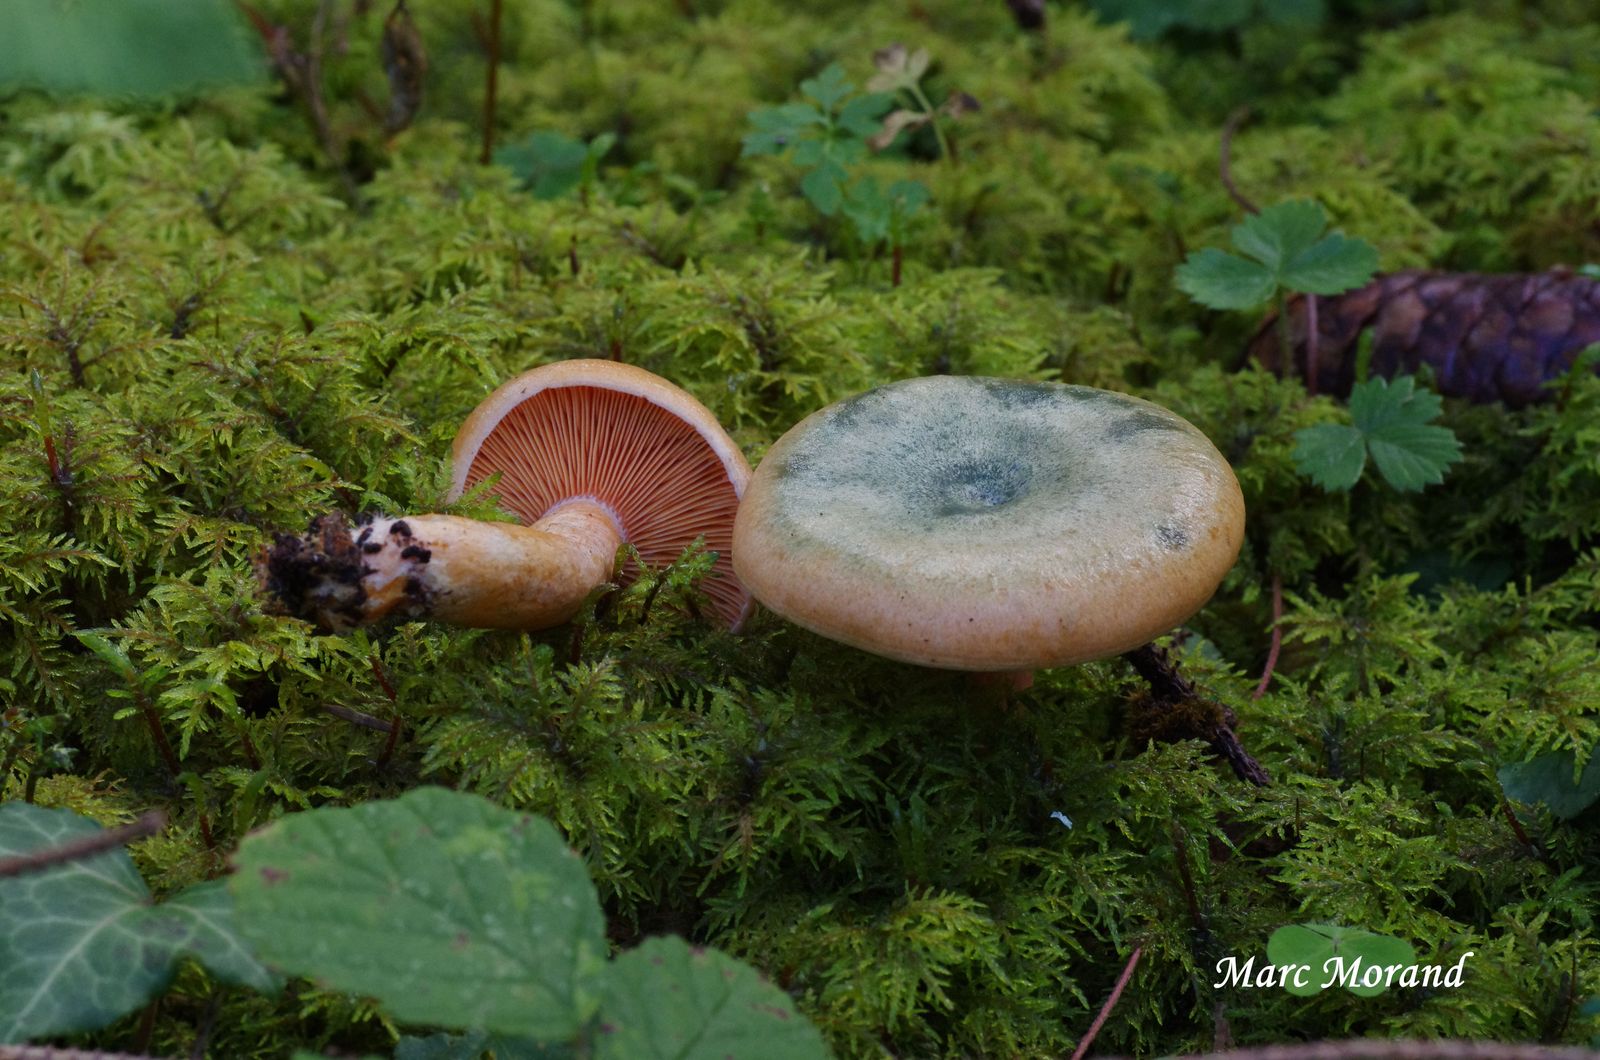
[[1175, 200, 1378, 310], [596, 936, 828, 1060], [1499, 748, 1600, 820], [1292, 376, 1461, 492], [1266, 923, 1416, 997], [230, 786, 608, 1041], [0, 803, 278, 1040]]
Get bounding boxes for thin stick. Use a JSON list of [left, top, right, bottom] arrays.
[[1219, 107, 1259, 216], [321, 702, 395, 733], [0, 810, 166, 879], [1252, 573, 1283, 700], [480, 0, 503, 164], [1304, 294, 1320, 397], [1069, 946, 1143, 1060]]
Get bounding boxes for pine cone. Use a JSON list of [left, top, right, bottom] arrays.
[[1248, 269, 1600, 406]]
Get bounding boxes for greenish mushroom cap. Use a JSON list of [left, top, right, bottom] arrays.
[[732, 376, 1246, 670]]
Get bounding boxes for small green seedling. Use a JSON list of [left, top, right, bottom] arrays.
[[1291, 375, 1462, 492], [1176, 199, 1378, 312], [496, 130, 617, 201], [1265, 923, 1415, 997], [741, 63, 890, 217]]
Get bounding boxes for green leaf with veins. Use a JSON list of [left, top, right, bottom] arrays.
[[596, 936, 827, 1060], [1292, 376, 1462, 492], [1266, 923, 1416, 997], [230, 786, 608, 1041], [1290, 423, 1367, 491], [1175, 199, 1378, 309], [0, 803, 278, 1040]]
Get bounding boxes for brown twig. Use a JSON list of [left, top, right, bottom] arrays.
[[480, 0, 504, 164], [0, 810, 166, 879], [1304, 294, 1320, 397], [370, 653, 403, 768], [321, 701, 395, 733], [1219, 106, 1258, 216], [1069, 946, 1143, 1060], [1252, 573, 1283, 700], [1100, 1042, 1600, 1060], [1123, 644, 1271, 785], [1500, 795, 1539, 857]]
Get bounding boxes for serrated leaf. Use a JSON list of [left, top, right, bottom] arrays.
[[1346, 376, 1461, 491], [837, 92, 893, 139], [1292, 423, 1368, 491], [1499, 748, 1600, 820], [1233, 200, 1328, 272], [1174, 249, 1277, 309], [0, 804, 277, 1039], [230, 786, 608, 1040], [1280, 232, 1379, 295], [1366, 422, 1463, 491], [799, 64, 853, 110], [596, 937, 828, 1060], [2, 0, 264, 97], [800, 166, 844, 216]]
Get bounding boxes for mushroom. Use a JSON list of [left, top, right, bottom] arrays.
[[258, 359, 753, 632], [731, 375, 1244, 678]]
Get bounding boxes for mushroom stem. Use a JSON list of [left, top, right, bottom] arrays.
[[258, 500, 625, 632]]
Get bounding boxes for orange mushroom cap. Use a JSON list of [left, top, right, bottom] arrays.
[[447, 359, 754, 629]]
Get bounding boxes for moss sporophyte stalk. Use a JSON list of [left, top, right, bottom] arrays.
[[6, 0, 1600, 1056]]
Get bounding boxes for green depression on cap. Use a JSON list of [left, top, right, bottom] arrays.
[[732, 376, 1246, 671]]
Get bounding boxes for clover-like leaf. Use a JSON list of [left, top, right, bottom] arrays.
[[231, 787, 608, 1041], [1174, 248, 1276, 310], [1293, 376, 1460, 492], [596, 936, 828, 1060], [0, 803, 277, 1040], [1266, 923, 1416, 997], [1176, 199, 1377, 310], [1291, 422, 1367, 491], [1349, 376, 1462, 491]]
